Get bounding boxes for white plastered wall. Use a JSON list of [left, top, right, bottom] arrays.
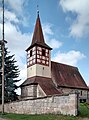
[[37, 85, 46, 97], [27, 64, 51, 78]]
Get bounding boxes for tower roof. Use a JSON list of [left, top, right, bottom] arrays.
[[26, 13, 52, 51]]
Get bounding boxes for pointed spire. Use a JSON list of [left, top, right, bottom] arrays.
[[26, 13, 52, 51], [31, 12, 45, 45]]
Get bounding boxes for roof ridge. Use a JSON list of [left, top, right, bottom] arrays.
[[51, 61, 78, 69]]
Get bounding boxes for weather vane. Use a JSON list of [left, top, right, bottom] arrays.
[[37, 5, 39, 15], [37, 0, 39, 16]]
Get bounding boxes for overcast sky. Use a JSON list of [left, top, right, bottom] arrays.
[[0, 0, 89, 94]]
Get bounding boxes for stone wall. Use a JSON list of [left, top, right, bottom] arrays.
[[21, 85, 37, 98], [61, 87, 88, 101], [21, 84, 46, 99], [0, 93, 78, 116]]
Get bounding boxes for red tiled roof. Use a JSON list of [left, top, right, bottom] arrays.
[[21, 76, 62, 95], [26, 14, 52, 51], [51, 61, 88, 89]]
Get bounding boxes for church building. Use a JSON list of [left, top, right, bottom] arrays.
[[21, 13, 89, 102]]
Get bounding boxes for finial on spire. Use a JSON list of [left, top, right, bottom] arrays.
[[37, 4, 39, 17]]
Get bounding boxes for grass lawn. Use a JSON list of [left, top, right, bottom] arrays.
[[0, 103, 89, 120], [79, 102, 89, 118], [0, 114, 79, 120]]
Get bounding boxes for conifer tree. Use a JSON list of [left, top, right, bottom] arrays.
[[0, 46, 20, 103]]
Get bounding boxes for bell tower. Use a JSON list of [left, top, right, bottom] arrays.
[[26, 13, 52, 78]]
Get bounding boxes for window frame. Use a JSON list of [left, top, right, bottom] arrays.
[[30, 50, 32, 57], [42, 49, 45, 56]]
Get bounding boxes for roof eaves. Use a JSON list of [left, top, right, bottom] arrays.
[[57, 85, 89, 90]]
